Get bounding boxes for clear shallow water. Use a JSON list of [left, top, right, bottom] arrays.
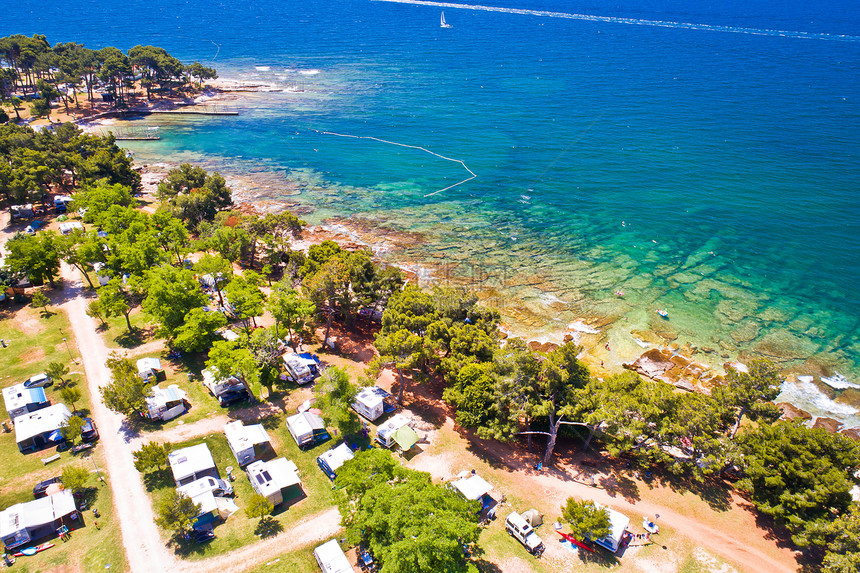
[[18, 0, 860, 424]]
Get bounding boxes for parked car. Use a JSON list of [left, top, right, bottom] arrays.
[[505, 512, 545, 557], [81, 418, 99, 443], [23, 373, 52, 388], [217, 388, 249, 407], [33, 476, 62, 498]]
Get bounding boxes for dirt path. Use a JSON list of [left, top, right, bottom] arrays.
[[60, 263, 180, 573]]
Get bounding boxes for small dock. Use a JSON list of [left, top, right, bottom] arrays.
[[129, 105, 239, 116], [97, 126, 161, 140]]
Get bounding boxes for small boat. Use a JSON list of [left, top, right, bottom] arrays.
[[656, 309, 669, 319], [13, 542, 54, 557], [440, 11, 452, 28], [614, 290, 624, 297]]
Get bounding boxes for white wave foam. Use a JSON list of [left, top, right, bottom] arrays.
[[255, 66, 271, 71], [299, 69, 321, 76], [567, 320, 600, 334], [374, 0, 860, 42], [779, 380, 859, 418], [821, 372, 860, 390], [632, 337, 650, 348]]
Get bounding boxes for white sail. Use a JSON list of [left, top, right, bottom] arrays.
[[441, 12, 452, 28]]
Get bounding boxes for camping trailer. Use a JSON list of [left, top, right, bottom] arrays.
[[352, 386, 389, 421], [313, 539, 352, 573], [224, 420, 275, 467], [58, 221, 83, 235], [136, 357, 163, 381], [246, 458, 302, 506], [0, 490, 78, 550], [281, 353, 321, 385], [145, 385, 188, 421], [168, 443, 219, 487], [202, 367, 245, 398], [375, 413, 416, 449], [14, 404, 71, 453], [316, 443, 354, 480], [286, 411, 329, 448], [591, 506, 630, 553], [2, 383, 49, 422]]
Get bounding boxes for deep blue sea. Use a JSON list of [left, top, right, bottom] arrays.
[[13, 0, 860, 424]]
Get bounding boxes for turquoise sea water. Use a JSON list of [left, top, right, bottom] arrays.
[[17, 0, 860, 424]]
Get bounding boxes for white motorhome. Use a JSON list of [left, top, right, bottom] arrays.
[[505, 511, 545, 556], [591, 506, 630, 553], [145, 385, 188, 421], [281, 353, 321, 385], [202, 367, 245, 397], [168, 443, 219, 487]]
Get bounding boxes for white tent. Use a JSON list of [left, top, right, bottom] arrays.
[[224, 420, 274, 467], [313, 539, 352, 573], [452, 473, 493, 501], [168, 443, 218, 487]]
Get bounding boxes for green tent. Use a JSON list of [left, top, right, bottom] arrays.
[[392, 424, 419, 452]]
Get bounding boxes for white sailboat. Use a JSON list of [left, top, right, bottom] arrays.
[[440, 11, 452, 28]]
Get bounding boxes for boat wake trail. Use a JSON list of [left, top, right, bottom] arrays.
[[319, 131, 477, 197], [374, 0, 860, 42]]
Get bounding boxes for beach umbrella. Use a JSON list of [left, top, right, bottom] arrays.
[[48, 430, 63, 442]]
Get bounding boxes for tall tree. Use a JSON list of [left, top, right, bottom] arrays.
[[140, 265, 207, 339], [133, 441, 173, 473], [4, 231, 60, 287], [266, 279, 315, 346], [155, 491, 200, 539], [224, 274, 265, 333], [172, 307, 227, 354], [738, 421, 860, 548], [101, 352, 152, 418], [193, 253, 232, 306], [205, 340, 261, 400], [713, 359, 783, 438], [314, 366, 359, 437], [560, 498, 611, 542], [97, 278, 134, 331]]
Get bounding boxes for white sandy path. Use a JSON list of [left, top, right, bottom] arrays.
[[61, 263, 343, 572], [60, 262, 180, 573]]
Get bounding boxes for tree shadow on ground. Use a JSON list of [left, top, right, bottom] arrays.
[[114, 328, 146, 349], [254, 515, 283, 538], [646, 470, 733, 512], [142, 469, 173, 492], [169, 534, 209, 557], [472, 559, 503, 573]]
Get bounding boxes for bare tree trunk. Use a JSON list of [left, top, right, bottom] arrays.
[[397, 367, 405, 404], [542, 417, 561, 467], [730, 405, 747, 439], [525, 416, 532, 450], [323, 307, 333, 348]]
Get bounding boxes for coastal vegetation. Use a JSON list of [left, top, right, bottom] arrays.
[[1, 120, 857, 572], [0, 34, 216, 115]]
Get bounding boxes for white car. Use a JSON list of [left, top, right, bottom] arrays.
[[23, 373, 52, 388]]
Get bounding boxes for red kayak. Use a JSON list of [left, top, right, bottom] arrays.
[[13, 542, 55, 557], [557, 531, 595, 553]]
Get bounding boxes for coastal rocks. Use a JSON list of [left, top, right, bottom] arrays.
[[813, 417, 844, 433], [841, 428, 860, 442], [630, 329, 664, 347], [776, 402, 812, 422], [623, 348, 713, 393], [528, 341, 559, 353]]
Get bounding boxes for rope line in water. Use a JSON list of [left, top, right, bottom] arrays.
[[320, 131, 476, 197], [374, 0, 860, 42]]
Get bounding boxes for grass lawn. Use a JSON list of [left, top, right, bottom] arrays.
[[244, 547, 320, 573], [98, 307, 154, 350], [143, 423, 339, 560]]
